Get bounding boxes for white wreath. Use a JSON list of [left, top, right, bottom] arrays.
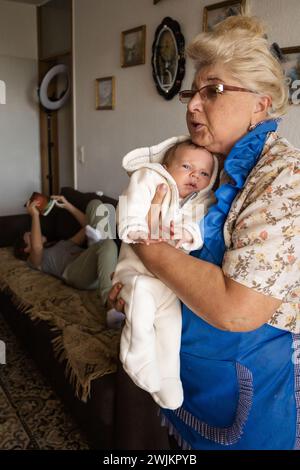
[[39, 64, 70, 111]]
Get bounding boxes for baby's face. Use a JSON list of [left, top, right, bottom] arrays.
[[165, 146, 214, 198]]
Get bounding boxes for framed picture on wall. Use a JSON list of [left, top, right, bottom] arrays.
[[95, 76, 115, 110], [203, 0, 247, 32], [281, 46, 300, 105], [121, 25, 146, 67]]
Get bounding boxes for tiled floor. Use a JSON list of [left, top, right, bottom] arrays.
[[0, 314, 89, 450]]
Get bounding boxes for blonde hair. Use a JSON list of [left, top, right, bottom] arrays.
[[187, 16, 289, 118]]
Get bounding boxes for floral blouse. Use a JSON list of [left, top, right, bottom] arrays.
[[222, 132, 300, 333]]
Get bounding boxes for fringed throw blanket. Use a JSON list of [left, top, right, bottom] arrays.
[[0, 247, 120, 401]]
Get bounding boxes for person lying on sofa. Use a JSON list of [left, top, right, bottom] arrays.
[[14, 195, 118, 307]]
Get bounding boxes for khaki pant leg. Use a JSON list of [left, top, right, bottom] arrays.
[[85, 199, 104, 228], [86, 199, 115, 239], [63, 239, 118, 305]]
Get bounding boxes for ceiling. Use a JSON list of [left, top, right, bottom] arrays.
[[4, 0, 50, 5]]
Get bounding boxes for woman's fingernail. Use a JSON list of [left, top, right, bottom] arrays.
[[160, 184, 167, 192]]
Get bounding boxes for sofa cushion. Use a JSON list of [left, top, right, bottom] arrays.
[[0, 214, 30, 247], [0, 211, 57, 247]]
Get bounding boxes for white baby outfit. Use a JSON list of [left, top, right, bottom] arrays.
[[113, 136, 218, 409]]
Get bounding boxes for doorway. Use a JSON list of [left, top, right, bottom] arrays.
[[37, 0, 73, 196]]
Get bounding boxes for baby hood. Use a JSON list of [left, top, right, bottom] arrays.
[[122, 135, 218, 206]]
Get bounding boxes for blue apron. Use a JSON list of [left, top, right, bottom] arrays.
[[162, 121, 300, 450]]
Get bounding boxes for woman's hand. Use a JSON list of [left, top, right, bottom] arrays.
[[51, 195, 71, 210], [138, 183, 173, 245], [142, 185, 193, 248], [106, 281, 125, 313]]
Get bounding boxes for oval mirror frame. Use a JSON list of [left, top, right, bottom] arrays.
[[151, 17, 185, 100]]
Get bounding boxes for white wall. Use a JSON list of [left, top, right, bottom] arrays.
[[0, 0, 38, 59], [253, 0, 300, 146], [0, 0, 40, 216], [73, 0, 300, 199]]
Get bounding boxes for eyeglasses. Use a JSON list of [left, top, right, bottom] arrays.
[[179, 84, 256, 104]]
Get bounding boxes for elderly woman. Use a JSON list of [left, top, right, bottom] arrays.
[[109, 15, 300, 449]]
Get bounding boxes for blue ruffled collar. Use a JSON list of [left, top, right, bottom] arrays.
[[195, 119, 279, 265]]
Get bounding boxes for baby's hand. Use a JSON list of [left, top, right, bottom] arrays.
[[174, 228, 193, 249], [128, 230, 149, 243]]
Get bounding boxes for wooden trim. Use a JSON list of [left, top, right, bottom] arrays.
[[38, 60, 60, 195], [281, 46, 300, 55]]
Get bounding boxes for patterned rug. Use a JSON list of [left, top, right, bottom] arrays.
[[0, 314, 89, 450]]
